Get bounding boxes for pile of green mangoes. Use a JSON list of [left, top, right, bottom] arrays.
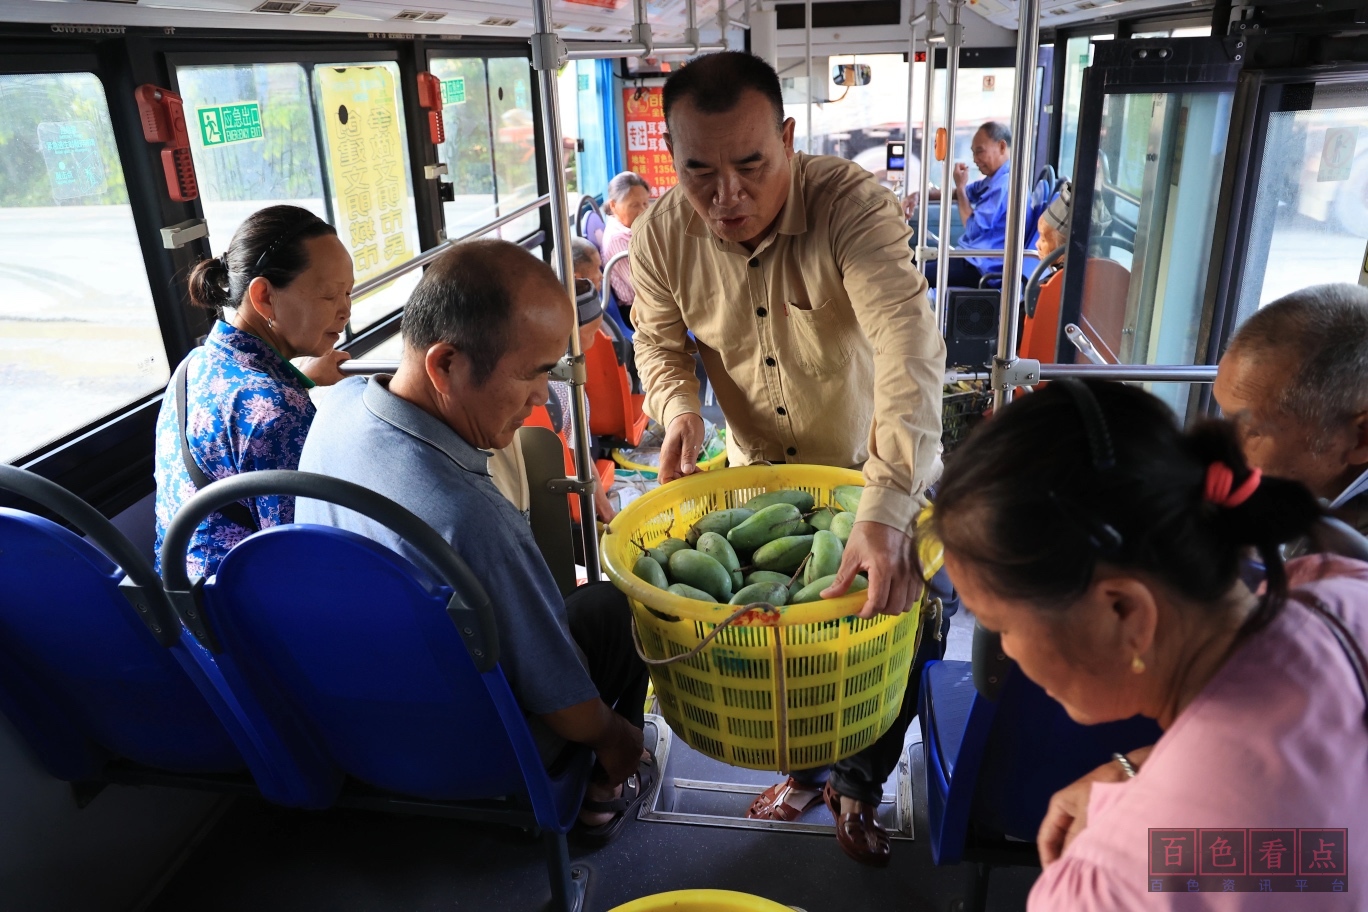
[[630, 484, 866, 608]]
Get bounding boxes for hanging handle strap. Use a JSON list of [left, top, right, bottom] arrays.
[[173, 357, 259, 534]]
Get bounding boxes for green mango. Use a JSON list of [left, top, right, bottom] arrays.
[[729, 582, 789, 606], [830, 511, 856, 544], [752, 534, 815, 573], [696, 532, 741, 574], [744, 570, 793, 588], [669, 549, 733, 601], [743, 489, 816, 514], [832, 485, 864, 515], [804, 530, 844, 586], [667, 583, 718, 603], [794, 522, 816, 536], [732, 570, 745, 591], [809, 507, 838, 531], [791, 573, 869, 604], [633, 555, 669, 590], [727, 503, 803, 552], [686, 508, 754, 546], [649, 538, 691, 569]]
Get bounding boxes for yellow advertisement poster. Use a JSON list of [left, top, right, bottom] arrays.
[[317, 66, 413, 280]]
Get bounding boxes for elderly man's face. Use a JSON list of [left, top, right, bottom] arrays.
[[454, 275, 573, 451], [574, 248, 603, 292], [1213, 348, 1355, 500], [971, 129, 1009, 177], [665, 89, 796, 250]]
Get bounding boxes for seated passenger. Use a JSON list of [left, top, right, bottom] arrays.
[[572, 236, 604, 294], [599, 171, 651, 320], [1215, 283, 1368, 535], [153, 205, 353, 576], [904, 121, 1012, 289], [552, 278, 617, 522], [296, 239, 651, 836], [932, 379, 1367, 911]]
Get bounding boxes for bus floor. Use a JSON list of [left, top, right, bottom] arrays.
[[144, 610, 1041, 912]]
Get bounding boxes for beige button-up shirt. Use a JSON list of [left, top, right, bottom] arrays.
[[630, 152, 946, 533]]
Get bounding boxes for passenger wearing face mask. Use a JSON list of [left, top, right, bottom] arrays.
[[153, 205, 353, 577]]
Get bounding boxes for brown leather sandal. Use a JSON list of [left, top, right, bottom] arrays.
[[746, 776, 825, 821], [823, 780, 891, 867]]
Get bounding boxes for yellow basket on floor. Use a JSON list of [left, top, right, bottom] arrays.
[[609, 890, 798, 912], [602, 465, 943, 774]]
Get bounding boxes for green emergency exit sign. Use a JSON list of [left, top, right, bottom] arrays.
[[441, 76, 466, 105], [578, 73, 590, 91], [197, 102, 263, 147]]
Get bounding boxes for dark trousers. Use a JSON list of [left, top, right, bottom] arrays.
[[565, 581, 649, 731], [920, 256, 984, 289], [794, 609, 951, 805]]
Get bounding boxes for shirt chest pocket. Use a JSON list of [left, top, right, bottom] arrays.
[[786, 298, 857, 375]]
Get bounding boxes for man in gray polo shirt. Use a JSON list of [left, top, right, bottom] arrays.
[[297, 239, 650, 836]]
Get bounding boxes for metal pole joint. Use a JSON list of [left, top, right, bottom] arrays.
[[633, 21, 655, 57], [530, 31, 568, 71], [991, 356, 1040, 390]]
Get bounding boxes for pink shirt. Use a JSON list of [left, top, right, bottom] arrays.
[[601, 215, 635, 306], [1029, 555, 1368, 911]]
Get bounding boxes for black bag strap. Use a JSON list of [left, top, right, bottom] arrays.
[[173, 357, 260, 534], [1293, 588, 1368, 734]]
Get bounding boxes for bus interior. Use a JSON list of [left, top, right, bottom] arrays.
[[1, 0, 1366, 909]]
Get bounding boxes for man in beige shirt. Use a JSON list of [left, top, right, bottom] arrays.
[[630, 51, 946, 867]]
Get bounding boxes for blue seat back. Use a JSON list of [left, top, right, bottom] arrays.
[[203, 523, 587, 830], [603, 286, 635, 342], [0, 508, 242, 779], [582, 208, 607, 253]]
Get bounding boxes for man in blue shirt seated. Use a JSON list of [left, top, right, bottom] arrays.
[[905, 120, 1012, 289], [296, 239, 652, 839]]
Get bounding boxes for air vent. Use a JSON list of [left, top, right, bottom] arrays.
[[253, 0, 300, 12], [418, 11, 445, 21], [481, 16, 519, 26], [297, 2, 337, 13], [393, 9, 424, 20]]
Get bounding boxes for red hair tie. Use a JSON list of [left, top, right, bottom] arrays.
[[1204, 462, 1262, 509]]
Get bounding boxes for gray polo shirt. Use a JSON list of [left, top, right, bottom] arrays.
[[296, 376, 599, 716]]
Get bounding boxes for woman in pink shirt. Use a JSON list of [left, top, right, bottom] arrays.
[[599, 171, 652, 320], [932, 379, 1368, 911]]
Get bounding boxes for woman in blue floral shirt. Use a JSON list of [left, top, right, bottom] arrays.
[[154, 206, 354, 576]]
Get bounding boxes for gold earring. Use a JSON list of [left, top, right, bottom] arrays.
[[1131, 654, 1146, 674]]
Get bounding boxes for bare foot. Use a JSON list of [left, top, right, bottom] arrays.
[[781, 785, 823, 816]]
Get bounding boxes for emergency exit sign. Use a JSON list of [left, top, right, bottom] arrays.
[[578, 73, 590, 91], [440, 76, 466, 105], [197, 102, 263, 147]]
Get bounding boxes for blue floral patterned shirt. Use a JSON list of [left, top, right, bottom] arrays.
[[153, 320, 316, 577]]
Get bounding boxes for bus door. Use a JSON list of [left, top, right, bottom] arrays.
[[1060, 37, 1241, 418]]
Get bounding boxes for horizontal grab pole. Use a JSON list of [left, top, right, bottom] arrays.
[[564, 41, 725, 60], [352, 194, 551, 300], [340, 360, 400, 376], [949, 364, 1219, 384]]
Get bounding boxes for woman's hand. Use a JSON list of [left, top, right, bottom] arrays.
[[296, 349, 352, 386], [1038, 745, 1154, 867]]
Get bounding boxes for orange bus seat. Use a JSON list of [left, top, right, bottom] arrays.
[[584, 327, 648, 447], [525, 404, 614, 524], [1018, 258, 1131, 364]]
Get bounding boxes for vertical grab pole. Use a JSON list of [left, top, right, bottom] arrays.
[[991, 0, 1041, 410], [935, 0, 962, 336], [531, 0, 601, 579], [805, 0, 813, 154], [914, 1, 937, 278]]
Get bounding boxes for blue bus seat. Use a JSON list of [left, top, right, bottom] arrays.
[[0, 466, 243, 782], [581, 207, 607, 254], [162, 471, 592, 910], [920, 621, 1161, 905], [604, 286, 635, 343]]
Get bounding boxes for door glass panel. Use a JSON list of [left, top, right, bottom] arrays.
[[1234, 81, 1368, 324], [488, 57, 541, 240], [0, 72, 168, 463], [1059, 36, 1095, 180], [312, 62, 421, 331], [177, 63, 327, 254], [574, 60, 608, 200], [1075, 89, 1234, 418], [432, 57, 496, 238]]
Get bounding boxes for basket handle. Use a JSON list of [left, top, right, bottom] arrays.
[[629, 602, 776, 666]]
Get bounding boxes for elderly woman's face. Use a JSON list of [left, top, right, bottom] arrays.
[[945, 551, 1153, 726]]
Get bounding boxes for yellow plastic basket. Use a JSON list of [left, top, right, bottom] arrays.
[[612, 447, 727, 476], [609, 890, 798, 912], [602, 465, 943, 773]]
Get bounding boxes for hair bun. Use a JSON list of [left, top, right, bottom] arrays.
[[186, 254, 233, 311]]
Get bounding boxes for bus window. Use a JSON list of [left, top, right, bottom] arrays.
[[931, 64, 1018, 187], [0, 72, 168, 464], [1058, 36, 1094, 181], [1234, 81, 1368, 321], [488, 58, 541, 240], [176, 64, 328, 256], [569, 60, 609, 201]]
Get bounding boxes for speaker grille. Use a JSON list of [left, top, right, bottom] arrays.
[[955, 295, 998, 340]]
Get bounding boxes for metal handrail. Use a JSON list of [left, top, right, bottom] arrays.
[[950, 364, 1218, 383], [339, 360, 398, 376], [601, 249, 630, 308], [351, 194, 551, 301]]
